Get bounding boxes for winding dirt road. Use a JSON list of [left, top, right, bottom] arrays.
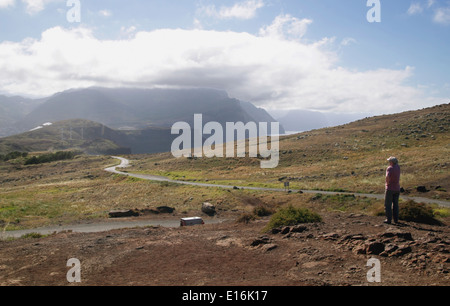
[[106, 156, 450, 208]]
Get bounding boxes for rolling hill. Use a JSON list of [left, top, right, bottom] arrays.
[[125, 103, 450, 200], [0, 119, 131, 155]]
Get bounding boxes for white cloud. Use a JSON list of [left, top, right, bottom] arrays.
[[119, 26, 137, 38], [259, 14, 312, 40], [407, 1, 450, 26], [407, 3, 423, 15], [0, 0, 63, 13], [193, 18, 203, 30], [0, 0, 15, 9], [340, 37, 357, 47], [21, 0, 61, 15], [199, 0, 265, 20], [99, 9, 112, 17], [0, 18, 444, 114], [434, 6, 450, 24]]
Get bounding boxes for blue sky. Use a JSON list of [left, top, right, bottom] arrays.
[[0, 0, 449, 114]]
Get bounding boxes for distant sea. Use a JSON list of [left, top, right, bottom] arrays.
[[271, 131, 303, 137], [284, 131, 303, 135]]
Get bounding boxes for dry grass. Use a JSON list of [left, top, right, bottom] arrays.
[[128, 104, 450, 197], [1, 104, 449, 230]]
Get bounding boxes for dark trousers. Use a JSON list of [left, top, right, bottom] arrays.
[[384, 190, 400, 223]]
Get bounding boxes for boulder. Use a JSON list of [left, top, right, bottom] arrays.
[[380, 231, 414, 242], [416, 186, 429, 193], [366, 242, 385, 255], [108, 209, 139, 218], [321, 232, 340, 240], [291, 225, 308, 233], [261, 243, 278, 252], [251, 236, 271, 247], [156, 206, 175, 214], [380, 244, 399, 257], [390, 245, 412, 257], [280, 226, 291, 235], [201, 202, 216, 216]]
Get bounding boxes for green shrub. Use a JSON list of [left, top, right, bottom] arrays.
[[20, 232, 44, 239], [399, 201, 442, 225], [0, 151, 28, 161], [25, 151, 78, 165], [263, 205, 322, 232], [253, 205, 275, 217], [236, 212, 256, 224]]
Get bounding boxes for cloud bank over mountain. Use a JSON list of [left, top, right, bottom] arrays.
[[0, 14, 445, 114]]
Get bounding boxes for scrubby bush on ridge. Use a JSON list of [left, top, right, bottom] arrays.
[[0, 151, 28, 161], [24, 151, 79, 165]]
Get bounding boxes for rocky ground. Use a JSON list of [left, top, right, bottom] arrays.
[[0, 211, 448, 286]]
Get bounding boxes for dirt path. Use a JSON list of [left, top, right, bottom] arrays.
[[1, 217, 225, 239], [106, 156, 450, 208]]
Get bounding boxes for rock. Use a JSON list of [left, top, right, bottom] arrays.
[[366, 242, 385, 255], [156, 206, 175, 214], [321, 233, 340, 240], [280, 226, 291, 235], [416, 186, 429, 193], [138, 206, 175, 215], [201, 202, 216, 216], [353, 245, 366, 255], [108, 210, 139, 218], [271, 228, 282, 234], [390, 245, 412, 257], [380, 232, 414, 242], [341, 234, 366, 241], [261, 244, 278, 252], [396, 232, 414, 241], [251, 236, 271, 247], [291, 225, 308, 233], [139, 208, 159, 215]]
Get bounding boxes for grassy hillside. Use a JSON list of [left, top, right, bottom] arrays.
[[0, 119, 130, 155], [126, 103, 450, 200], [0, 103, 448, 231]]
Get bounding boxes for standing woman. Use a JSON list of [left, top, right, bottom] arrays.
[[384, 157, 401, 224]]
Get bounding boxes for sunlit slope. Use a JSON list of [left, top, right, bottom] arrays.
[[127, 103, 450, 199]]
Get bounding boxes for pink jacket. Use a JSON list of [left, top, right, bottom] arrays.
[[385, 164, 401, 192]]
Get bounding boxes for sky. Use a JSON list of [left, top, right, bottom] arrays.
[[0, 0, 449, 115]]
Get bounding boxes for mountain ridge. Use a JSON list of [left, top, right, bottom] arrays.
[[3, 87, 284, 136]]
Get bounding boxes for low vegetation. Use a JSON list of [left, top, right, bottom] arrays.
[[127, 104, 449, 201], [24, 151, 79, 165], [372, 200, 448, 225], [0, 104, 448, 231], [20, 232, 45, 239], [263, 205, 322, 232], [0, 151, 28, 161], [399, 200, 443, 225]]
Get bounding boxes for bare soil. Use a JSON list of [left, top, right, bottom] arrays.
[[0, 212, 448, 286]]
